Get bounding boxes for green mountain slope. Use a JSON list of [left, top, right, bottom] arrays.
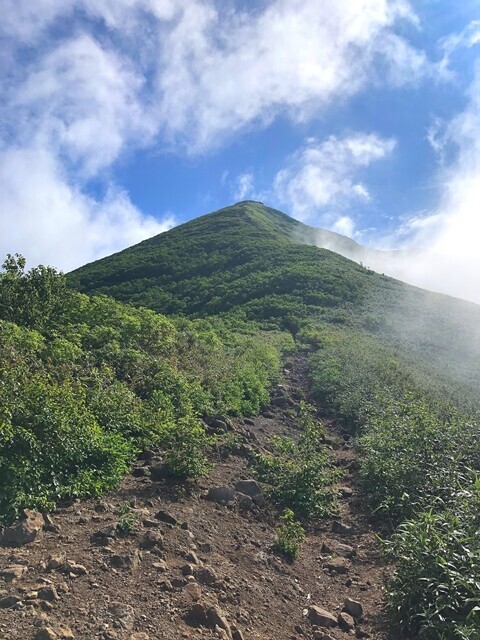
[[68, 200, 480, 402], [4, 202, 480, 637]]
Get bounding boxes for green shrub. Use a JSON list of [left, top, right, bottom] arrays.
[[384, 484, 480, 639], [357, 398, 480, 523], [159, 418, 214, 479], [117, 503, 138, 535], [275, 509, 306, 559], [255, 408, 340, 519]]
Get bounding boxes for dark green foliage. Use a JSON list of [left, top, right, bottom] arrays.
[[117, 503, 138, 535], [159, 418, 214, 478], [384, 486, 480, 639], [275, 509, 306, 559]]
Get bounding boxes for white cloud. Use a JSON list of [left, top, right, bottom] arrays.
[[361, 50, 480, 303], [233, 173, 255, 201], [331, 216, 356, 237], [0, 147, 174, 271], [8, 34, 153, 176], [272, 133, 396, 223], [157, 0, 428, 151]]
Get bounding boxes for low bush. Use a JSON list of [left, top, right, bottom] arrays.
[[275, 509, 306, 559], [255, 405, 340, 520]]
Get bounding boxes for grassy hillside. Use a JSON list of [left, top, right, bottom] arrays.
[[69, 200, 480, 407]]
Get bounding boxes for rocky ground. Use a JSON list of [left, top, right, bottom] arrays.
[[0, 356, 389, 640]]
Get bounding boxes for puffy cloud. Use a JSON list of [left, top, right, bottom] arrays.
[[0, 147, 173, 271], [157, 0, 428, 151], [271, 133, 396, 223], [374, 66, 480, 303]]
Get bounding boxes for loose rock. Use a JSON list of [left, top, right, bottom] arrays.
[[205, 486, 235, 505], [1, 509, 44, 546], [307, 605, 337, 628], [0, 564, 27, 581], [332, 521, 352, 535], [338, 612, 355, 631], [154, 510, 177, 526], [344, 597, 363, 620], [235, 479, 262, 498]]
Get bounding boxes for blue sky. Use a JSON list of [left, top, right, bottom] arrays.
[[0, 1, 479, 302]]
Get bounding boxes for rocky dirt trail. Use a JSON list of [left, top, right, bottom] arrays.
[[0, 355, 389, 640]]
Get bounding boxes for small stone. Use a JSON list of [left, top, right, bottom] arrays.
[[0, 594, 22, 608], [252, 493, 266, 507], [271, 396, 289, 407], [38, 585, 59, 602], [344, 597, 363, 620], [334, 543, 356, 558], [207, 606, 232, 638], [324, 557, 350, 574], [205, 487, 235, 505], [140, 531, 163, 549], [92, 523, 118, 544], [149, 464, 170, 480], [185, 551, 200, 564], [132, 467, 149, 478], [95, 502, 111, 513], [130, 634, 149, 640], [34, 628, 58, 640], [154, 510, 177, 526], [66, 562, 87, 576], [332, 521, 352, 535], [1, 509, 44, 547], [195, 566, 218, 585], [184, 582, 202, 602], [46, 554, 66, 571], [232, 630, 245, 640], [234, 479, 262, 498], [0, 564, 27, 581], [187, 603, 208, 626], [338, 612, 355, 631], [237, 495, 253, 511], [110, 552, 140, 570], [108, 602, 135, 631], [181, 564, 195, 576], [307, 605, 337, 628], [207, 418, 228, 432], [142, 519, 159, 528], [158, 578, 174, 591]]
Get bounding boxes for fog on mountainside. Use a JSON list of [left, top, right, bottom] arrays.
[[310, 225, 479, 306]]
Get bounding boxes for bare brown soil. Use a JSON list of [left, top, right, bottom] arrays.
[[0, 355, 389, 640]]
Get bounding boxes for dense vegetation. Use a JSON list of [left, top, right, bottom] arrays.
[[0, 254, 291, 522], [3, 201, 480, 638], [69, 201, 480, 402]]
